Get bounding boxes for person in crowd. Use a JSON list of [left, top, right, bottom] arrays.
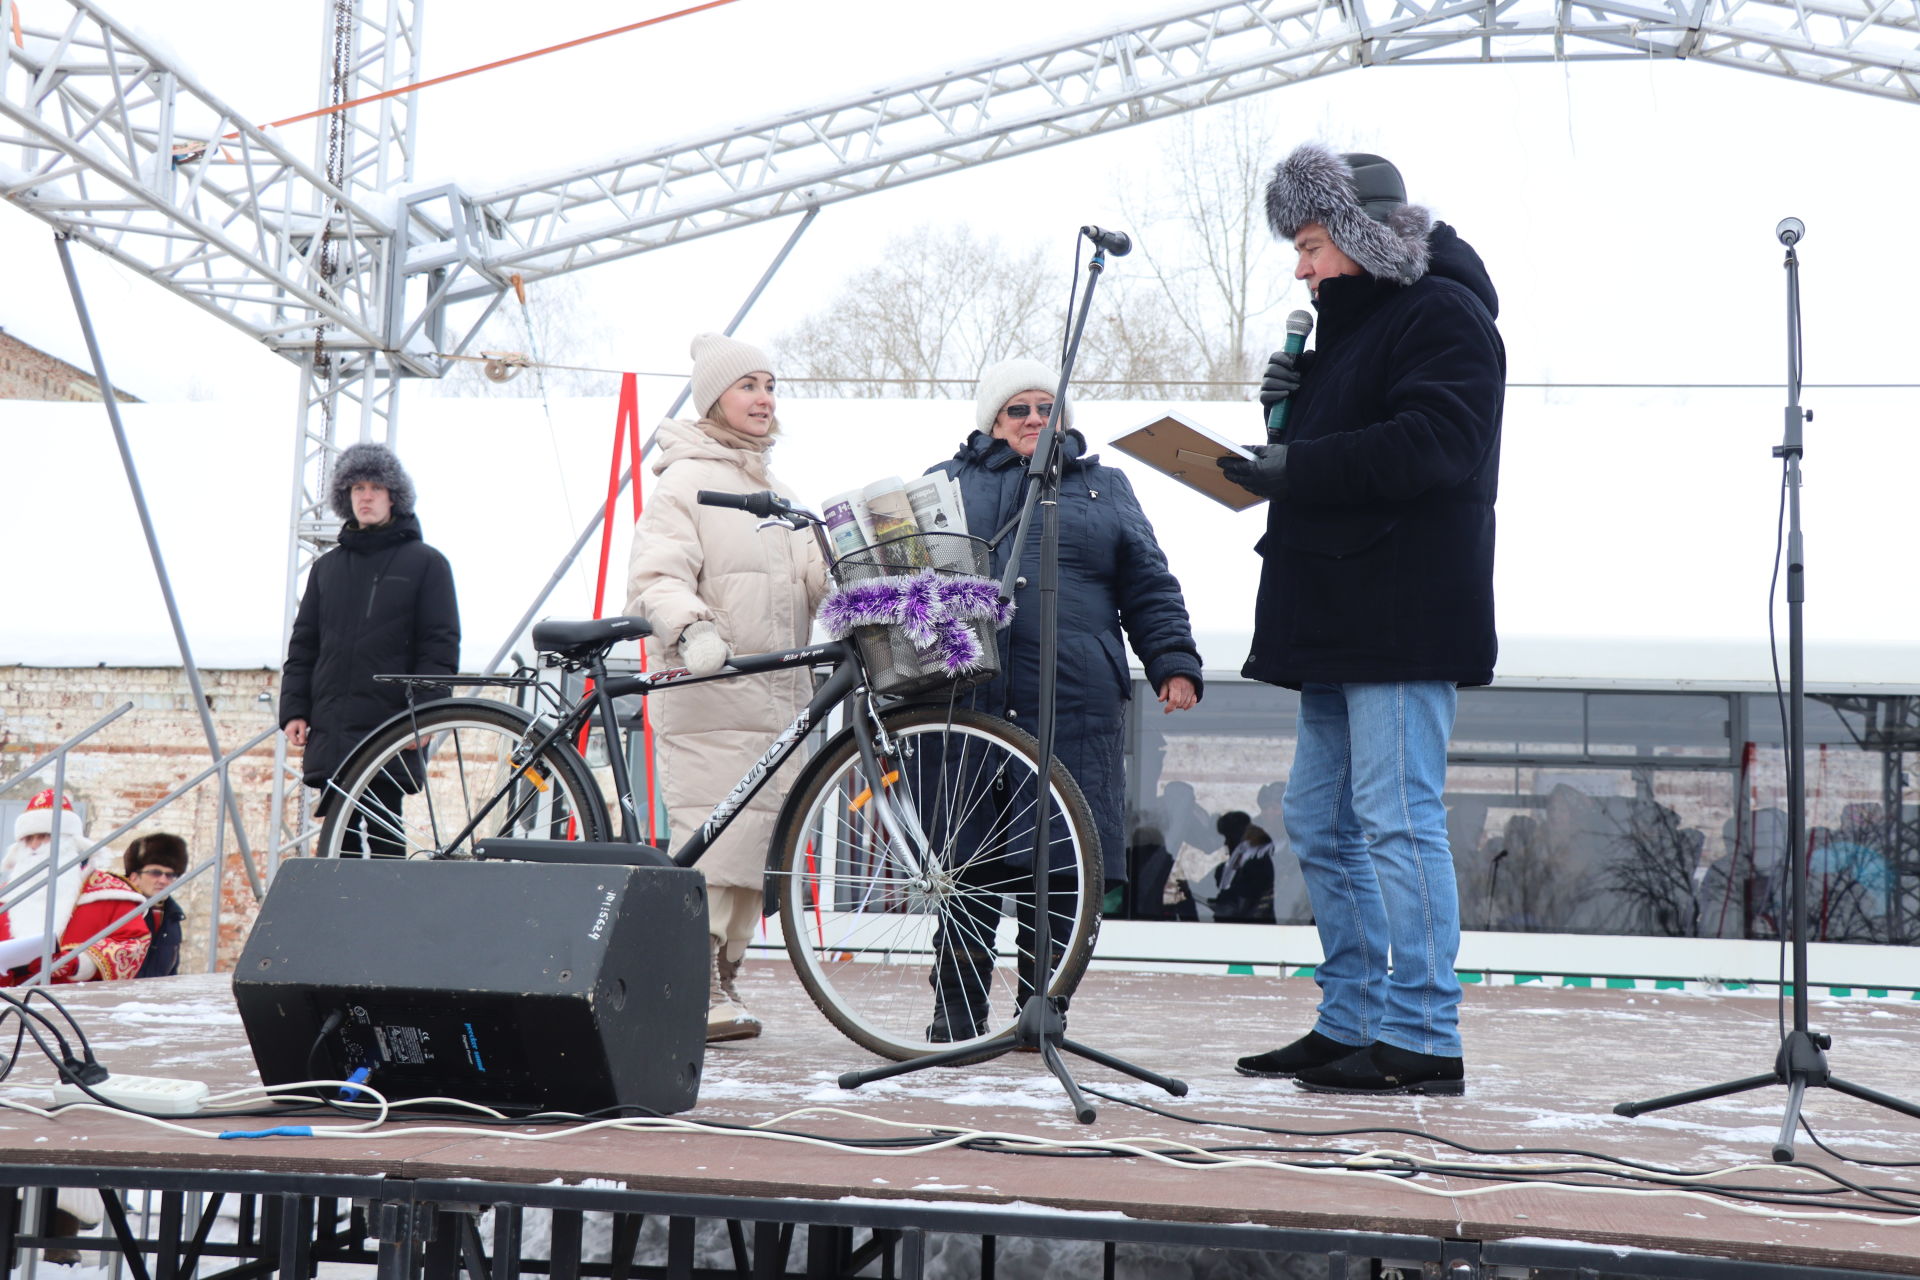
[[124, 833, 189, 978], [281, 443, 460, 855], [626, 333, 827, 1044], [1127, 822, 1176, 921], [1210, 815, 1277, 924], [1255, 780, 1311, 924], [1220, 144, 1503, 1096], [921, 358, 1205, 1041], [0, 790, 150, 984]]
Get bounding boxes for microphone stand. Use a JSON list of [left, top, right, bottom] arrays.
[[837, 234, 1188, 1122], [1613, 220, 1920, 1160]]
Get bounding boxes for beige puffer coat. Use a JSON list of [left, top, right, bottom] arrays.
[[624, 418, 827, 889]]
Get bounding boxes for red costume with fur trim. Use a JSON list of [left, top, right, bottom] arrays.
[[1, 790, 151, 984], [0, 869, 151, 985]]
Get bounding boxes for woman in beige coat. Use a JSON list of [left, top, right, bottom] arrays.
[[625, 333, 827, 1043]]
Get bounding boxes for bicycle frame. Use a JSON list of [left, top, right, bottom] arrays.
[[410, 636, 932, 876]]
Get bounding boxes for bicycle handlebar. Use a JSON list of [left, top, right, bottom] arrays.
[[697, 489, 786, 518]]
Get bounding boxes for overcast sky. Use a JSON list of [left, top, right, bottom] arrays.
[[4, 0, 1918, 672]]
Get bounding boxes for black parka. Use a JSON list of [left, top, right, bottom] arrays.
[[280, 514, 460, 786], [1244, 222, 1504, 688], [931, 430, 1203, 880]]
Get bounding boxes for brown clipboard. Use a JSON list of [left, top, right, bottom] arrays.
[[1108, 411, 1265, 511]]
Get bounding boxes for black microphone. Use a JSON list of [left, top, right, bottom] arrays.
[[1080, 225, 1131, 257], [1775, 217, 1805, 247]]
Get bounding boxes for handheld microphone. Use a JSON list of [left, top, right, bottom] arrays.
[[1080, 225, 1132, 257], [1266, 309, 1315, 441], [1775, 217, 1805, 247]]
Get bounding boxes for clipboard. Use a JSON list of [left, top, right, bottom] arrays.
[[1108, 410, 1265, 511]]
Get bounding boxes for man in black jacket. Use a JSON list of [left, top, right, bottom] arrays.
[[281, 443, 460, 856], [1220, 145, 1504, 1096]]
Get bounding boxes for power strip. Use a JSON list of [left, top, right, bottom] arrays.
[[51, 1074, 209, 1116]]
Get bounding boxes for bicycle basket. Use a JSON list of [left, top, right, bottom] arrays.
[[823, 532, 1007, 699]]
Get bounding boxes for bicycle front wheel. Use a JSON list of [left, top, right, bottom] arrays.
[[315, 699, 611, 859], [769, 704, 1101, 1062]]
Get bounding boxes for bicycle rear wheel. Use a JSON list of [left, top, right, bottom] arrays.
[[769, 704, 1101, 1062], [315, 699, 611, 859]]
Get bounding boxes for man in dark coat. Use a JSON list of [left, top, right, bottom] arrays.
[[1219, 145, 1504, 1096], [124, 832, 188, 978], [281, 443, 460, 856], [920, 358, 1205, 1039]]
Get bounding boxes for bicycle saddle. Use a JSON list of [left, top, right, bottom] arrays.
[[530, 615, 654, 657]]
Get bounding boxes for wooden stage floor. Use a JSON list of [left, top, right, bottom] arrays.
[[6, 963, 1920, 1275]]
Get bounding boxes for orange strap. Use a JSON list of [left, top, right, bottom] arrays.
[[228, 0, 743, 140], [10, 3, 24, 50]]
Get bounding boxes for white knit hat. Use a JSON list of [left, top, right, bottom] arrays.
[[689, 332, 774, 420], [973, 358, 1073, 435]]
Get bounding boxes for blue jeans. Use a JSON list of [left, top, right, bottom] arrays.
[[1285, 681, 1462, 1056]]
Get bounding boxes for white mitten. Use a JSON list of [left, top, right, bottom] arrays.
[[679, 620, 729, 676]]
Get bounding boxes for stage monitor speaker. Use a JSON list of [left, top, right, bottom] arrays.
[[234, 858, 708, 1115]]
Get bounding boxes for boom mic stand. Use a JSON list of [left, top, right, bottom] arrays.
[[1613, 219, 1920, 1161], [839, 227, 1188, 1121]]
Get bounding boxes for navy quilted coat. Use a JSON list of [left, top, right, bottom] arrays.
[[930, 429, 1203, 881]]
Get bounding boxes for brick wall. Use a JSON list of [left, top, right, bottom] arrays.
[[0, 664, 288, 970], [0, 329, 141, 402]]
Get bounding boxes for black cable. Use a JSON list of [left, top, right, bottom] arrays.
[[1767, 457, 1793, 1039]]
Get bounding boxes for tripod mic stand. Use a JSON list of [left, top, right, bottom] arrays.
[[1613, 218, 1920, 1161], [838, 229, 1188, 1121]]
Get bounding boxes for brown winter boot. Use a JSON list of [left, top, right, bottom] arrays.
[[707, 938, 761, 1043]]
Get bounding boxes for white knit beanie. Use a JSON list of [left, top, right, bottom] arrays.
[[973, 358, 1073, 435], [689, 332, 774, 420]]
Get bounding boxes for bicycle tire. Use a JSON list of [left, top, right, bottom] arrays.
[[769, 704, 1101, 1062], [315, 699, 611, 859]]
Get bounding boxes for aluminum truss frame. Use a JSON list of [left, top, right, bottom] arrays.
[[0, 1165, 1905, 1280], [458, 0, 1920, 289]]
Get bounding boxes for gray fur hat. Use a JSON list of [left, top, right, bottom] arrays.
[[329, 442, 416, 520], [1265, 143, 1431, 286]]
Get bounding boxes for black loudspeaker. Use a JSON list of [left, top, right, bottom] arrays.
[[234, 858, 708, 1115]]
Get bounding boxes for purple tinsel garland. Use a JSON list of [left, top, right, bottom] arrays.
[[817, 571, 1013, 674]]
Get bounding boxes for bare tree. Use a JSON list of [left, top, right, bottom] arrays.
[[1117, 102, 1291, 388], [774, 224, 1206, 399], [773, 227, 1054, 398]]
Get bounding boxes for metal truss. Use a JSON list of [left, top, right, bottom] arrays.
[[9, 0, 1920, 336], [462, 0, 1920, 288]]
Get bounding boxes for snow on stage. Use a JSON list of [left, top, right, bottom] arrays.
[[2, 964, 1917, 1279]]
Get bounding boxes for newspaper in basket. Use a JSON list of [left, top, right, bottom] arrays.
[[819, 531, 1011, 699]]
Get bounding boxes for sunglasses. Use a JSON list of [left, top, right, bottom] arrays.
[[1002, 403, 1054, 420], [136, 867, 178, 880]]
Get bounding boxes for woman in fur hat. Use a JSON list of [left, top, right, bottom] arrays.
[[280, 443, 461, 853], [918, 359, 1204, 1041], [0, 789, 151, 984], [625, 333, 827, 1043]]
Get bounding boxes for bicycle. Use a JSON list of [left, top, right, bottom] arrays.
[[313, 490, 1102, 1062]]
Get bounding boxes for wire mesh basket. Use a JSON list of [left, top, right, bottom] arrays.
[[829, 531, 1003, 699]]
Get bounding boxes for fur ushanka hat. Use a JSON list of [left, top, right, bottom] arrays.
[[124, 832, 190, 878], [328, 442, 416, 521], [1264, 143, 1432, 286]]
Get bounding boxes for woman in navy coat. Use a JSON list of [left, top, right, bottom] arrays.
[[921, 358, 1204, 1039]]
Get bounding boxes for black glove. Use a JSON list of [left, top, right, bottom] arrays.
[[1257, 349, 1304, 410], [1217, 443, 1289, 499]]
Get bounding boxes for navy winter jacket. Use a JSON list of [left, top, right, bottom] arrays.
[[931, 430, 1203, 880], [1244, 221, 1504, 688], [280, 514, 460, 786]]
